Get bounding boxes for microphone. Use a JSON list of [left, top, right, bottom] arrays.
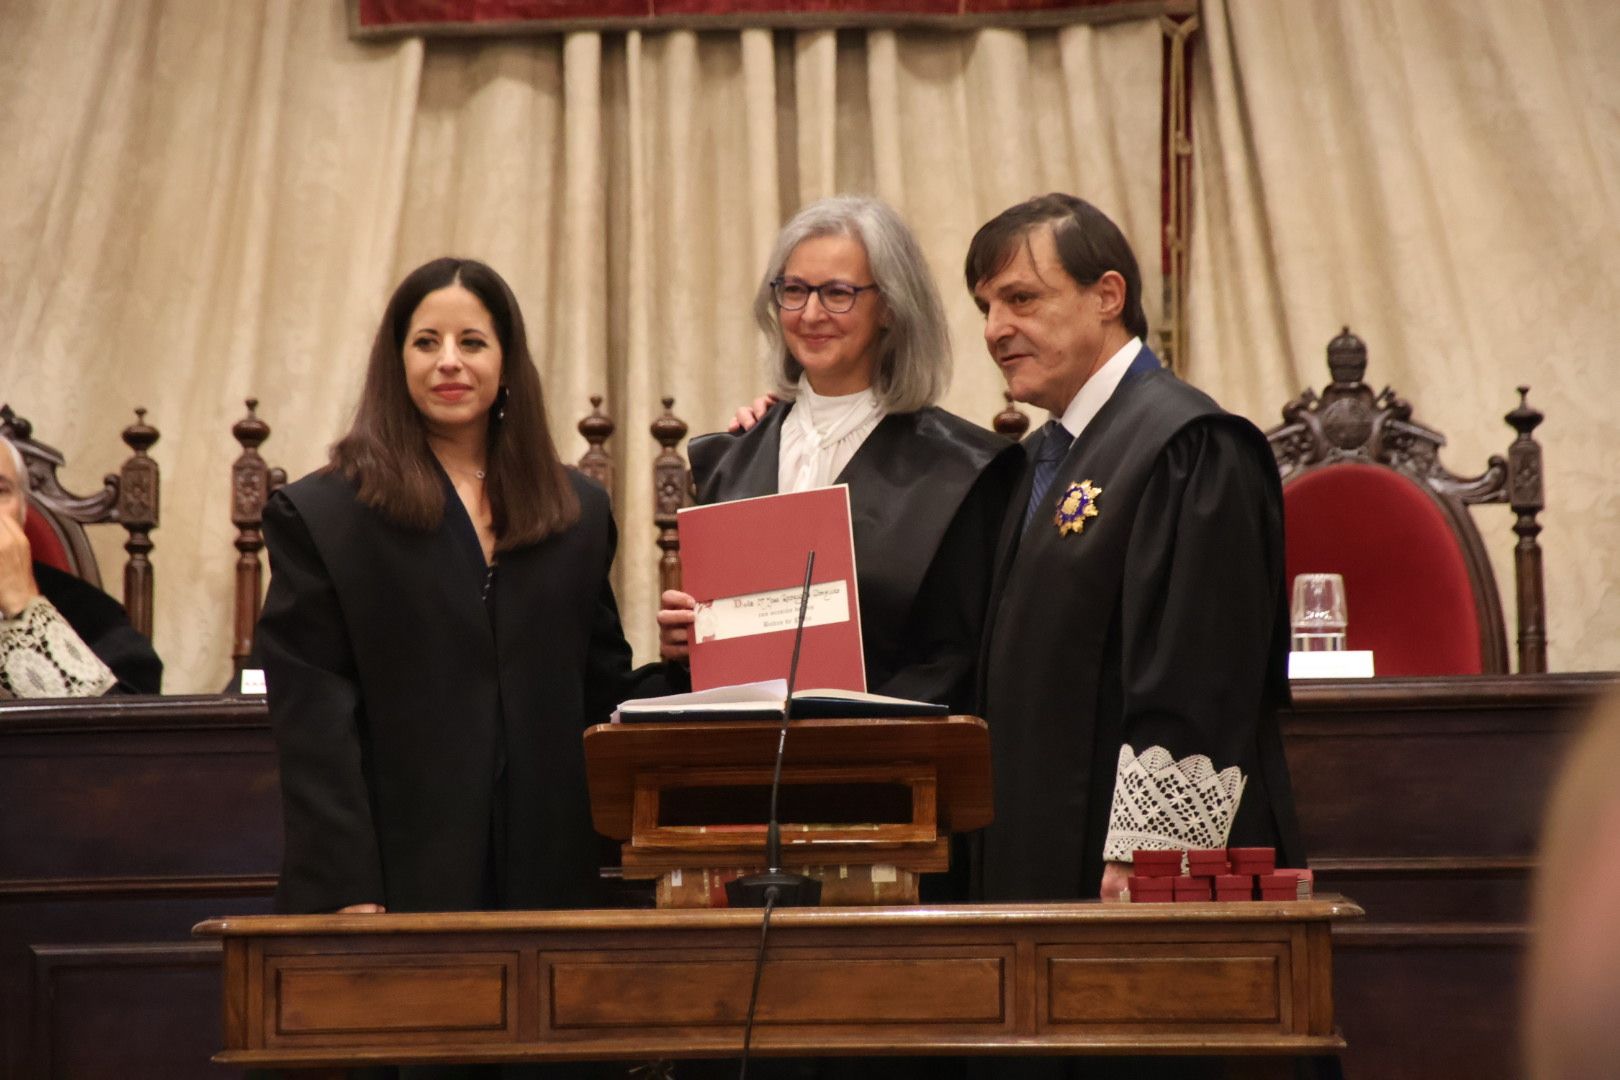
[[725, 550, 823, 909]]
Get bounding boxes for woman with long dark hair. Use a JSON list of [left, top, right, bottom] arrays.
[[260, 257, 633, 918]]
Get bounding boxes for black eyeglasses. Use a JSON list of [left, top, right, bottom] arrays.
[[770, 278, 879, 314]]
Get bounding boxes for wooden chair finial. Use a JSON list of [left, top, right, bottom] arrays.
[[651, 399, 691, 594], [993, 391, 1030, 440], [230, 399, 284, 671], [117, 408, 161, 638], [577, 394, 615, 494]]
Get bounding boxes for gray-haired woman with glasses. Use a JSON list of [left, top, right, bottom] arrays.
[[660, 194, 1020, 717]]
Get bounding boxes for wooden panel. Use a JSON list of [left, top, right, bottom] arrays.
[[2, 697, 274, 1079], [199, 903, 1354, 1064], [0, 724, 278, 886], [1282, 674, 1611, 1080], [1284, 707, 1571, 860], [271, 954, 514, 1039], [28, 942, 232, 1080], [1332, 927, 1525, 1080], [1043, 947, 1284, 1027], [548, 949, 1007, 1028]]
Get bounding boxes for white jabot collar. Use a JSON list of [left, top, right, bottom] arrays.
[[778, 378, 885, 493]]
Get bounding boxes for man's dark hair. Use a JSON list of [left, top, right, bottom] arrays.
[[964, 193, 1149, 341], [330, 256, 579, 550]]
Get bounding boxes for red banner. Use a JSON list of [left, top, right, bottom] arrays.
[[352, 0, 1166, 36]]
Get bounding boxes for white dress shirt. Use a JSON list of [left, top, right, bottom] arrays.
[[777, 379, 885, 493], [1054, 336, 1145, 439]]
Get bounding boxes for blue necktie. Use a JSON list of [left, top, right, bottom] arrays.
[[1023, 420, 1075, 531]]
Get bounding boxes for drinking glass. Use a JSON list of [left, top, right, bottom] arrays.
[[1291, 573, 1347, 652]]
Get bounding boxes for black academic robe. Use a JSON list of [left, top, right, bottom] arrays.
[[34, 561, 162, 694], [258, 467, 634, 915], [688, 403, 1021, 713], [976, 352, 1304, 903]]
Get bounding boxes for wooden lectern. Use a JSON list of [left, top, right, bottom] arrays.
[[584, 714, 990, 905]]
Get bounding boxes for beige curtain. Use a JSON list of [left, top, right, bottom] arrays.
[[1186, 0, 1620, 672], [0, 0, 1164, 692]]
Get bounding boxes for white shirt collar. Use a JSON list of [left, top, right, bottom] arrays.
[[1054, 336, 1144, 440], [796, 379, 880, 431], [777, 378, 885, 493]]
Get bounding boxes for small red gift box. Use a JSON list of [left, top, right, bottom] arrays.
[[1187, 848, 1230, 878], [1266, 868, 1314, 899], [1228, 846, 1276, 876], [1213, 873, 1254, 901], [1128, 875, 1174, 903], [1173, 877, 1212, 902], [1258, 872, 1303, 901], [1132, 849, 1184, 878]]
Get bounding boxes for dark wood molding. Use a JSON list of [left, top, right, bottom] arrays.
[[1334, 924, 1527, 948], [0, 693, 267, 734], [0, 874, 278, 901]]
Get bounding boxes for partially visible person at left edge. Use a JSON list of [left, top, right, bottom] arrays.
[[257, 256, 637, 919], [0, 435, 162, 697]]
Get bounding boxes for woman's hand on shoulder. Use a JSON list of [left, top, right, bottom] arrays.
[[729, 394, 778, 433], [657, 589, 697, 662]]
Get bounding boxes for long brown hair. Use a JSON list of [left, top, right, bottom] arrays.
[[330, 257, 579, 549]]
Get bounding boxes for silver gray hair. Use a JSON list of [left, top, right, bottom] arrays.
[[0, 436, 26, 526], [755, 195, 950, 413]]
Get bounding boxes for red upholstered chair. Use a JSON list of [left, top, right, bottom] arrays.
[[1266, 329, 1547, 675], [0, 403, 161, 638], [21, 502, 75, 574]]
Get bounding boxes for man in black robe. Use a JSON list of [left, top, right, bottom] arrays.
[[967, 194, 1303, 907]]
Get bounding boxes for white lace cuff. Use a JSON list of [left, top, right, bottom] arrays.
[[1102, 743, 1246, 862], [0, 595, 117, 699]]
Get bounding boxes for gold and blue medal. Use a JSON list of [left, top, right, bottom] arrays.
[[1054, 479, 1103, 536]]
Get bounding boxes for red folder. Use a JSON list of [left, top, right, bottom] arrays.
[[677, 486, 866, 693]]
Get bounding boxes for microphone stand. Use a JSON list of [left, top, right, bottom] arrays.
[[725, 550, 822, 909]]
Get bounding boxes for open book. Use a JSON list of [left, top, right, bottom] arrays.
[[613, 679, 948, 724]]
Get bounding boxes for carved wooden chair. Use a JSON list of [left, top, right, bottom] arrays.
[[0, 403, 161, 638], [1265, 328, 1547, 675]]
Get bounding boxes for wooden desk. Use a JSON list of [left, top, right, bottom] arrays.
[[1282, 672, 1616, 1079], [0, 695, 276, 1080], [4, 674, 1613, 1078], [194, 900, 1360, 1068]]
